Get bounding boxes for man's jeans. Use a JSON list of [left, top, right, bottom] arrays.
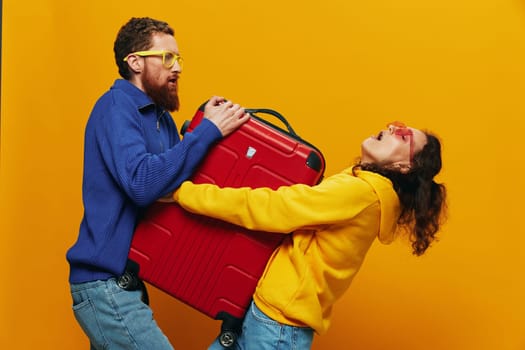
[[208, 301, 314, 350], [70, 278, 173, 350]]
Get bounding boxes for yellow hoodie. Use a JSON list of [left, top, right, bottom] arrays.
[[174, 167, 400, 334]]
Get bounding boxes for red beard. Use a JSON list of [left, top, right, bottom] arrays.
[[141, 70, 180, 112]]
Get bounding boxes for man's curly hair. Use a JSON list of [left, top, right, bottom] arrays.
[[114, 17, 174, 80]]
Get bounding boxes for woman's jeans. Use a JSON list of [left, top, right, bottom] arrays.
[[70, 278, 173, 350], [208, 301, 314, 350]]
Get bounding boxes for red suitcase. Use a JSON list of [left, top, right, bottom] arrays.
[[128, 102, 325, 347]]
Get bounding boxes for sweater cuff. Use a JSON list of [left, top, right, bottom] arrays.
[[191, 118, 222, 144]]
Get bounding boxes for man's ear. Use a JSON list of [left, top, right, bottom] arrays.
[[126, 55, 143, 74]]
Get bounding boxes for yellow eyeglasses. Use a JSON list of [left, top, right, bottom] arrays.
[[124, 50, 183, 69]]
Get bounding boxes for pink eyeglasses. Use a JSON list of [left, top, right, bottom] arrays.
[[388, 121, 414, 163]]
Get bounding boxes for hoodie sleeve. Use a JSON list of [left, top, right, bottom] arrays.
[[173, 170, 379, 233]]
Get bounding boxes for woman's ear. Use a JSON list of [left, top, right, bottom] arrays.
[[389, 162, 412, 174]]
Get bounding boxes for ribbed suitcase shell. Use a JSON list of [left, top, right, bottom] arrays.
[[129, 103, 325, 333]]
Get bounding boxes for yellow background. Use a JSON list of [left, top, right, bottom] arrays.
[[2, 0, 525, 349]]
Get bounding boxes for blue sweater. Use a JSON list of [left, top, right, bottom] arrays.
[[67, 79, 222, 284]]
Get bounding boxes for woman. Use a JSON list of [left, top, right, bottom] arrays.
[[173, 121, 447, 349]]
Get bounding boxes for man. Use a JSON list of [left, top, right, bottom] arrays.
[[66, 17, 249, 349]]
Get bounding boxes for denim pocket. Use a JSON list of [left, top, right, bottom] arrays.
[[72, 291, 108, 349], [250, 302, 279, 326], [245, 301, 314, 350]]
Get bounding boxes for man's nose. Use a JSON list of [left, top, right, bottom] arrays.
[[171, 61, 182, 73]]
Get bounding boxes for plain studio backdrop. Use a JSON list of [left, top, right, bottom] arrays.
[[1, 0, 524, 349]]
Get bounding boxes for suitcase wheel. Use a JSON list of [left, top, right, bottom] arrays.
[[219, 330, 237, 348]]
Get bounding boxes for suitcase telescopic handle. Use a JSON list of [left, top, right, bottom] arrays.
[[245, 108, 298, 137]]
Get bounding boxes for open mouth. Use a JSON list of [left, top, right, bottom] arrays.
[[168, 78, 178, 91]]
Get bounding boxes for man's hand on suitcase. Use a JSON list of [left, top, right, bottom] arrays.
[[204, 96, 250, 136]]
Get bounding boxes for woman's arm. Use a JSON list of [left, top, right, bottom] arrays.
[[173, 171, 375, 233]]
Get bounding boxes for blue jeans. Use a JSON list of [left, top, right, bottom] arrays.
[[208, 301, 314, 350], [70, 278, 173, 350]]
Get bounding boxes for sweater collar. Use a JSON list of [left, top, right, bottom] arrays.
[[355, 169, 400, 244], [111, 79, 155, 111]]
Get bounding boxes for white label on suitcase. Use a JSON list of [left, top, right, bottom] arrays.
[[246, 146, 257, 159]]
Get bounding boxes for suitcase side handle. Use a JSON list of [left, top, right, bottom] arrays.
[[245, 108, 326, 179], [245, 108, 298, 137]]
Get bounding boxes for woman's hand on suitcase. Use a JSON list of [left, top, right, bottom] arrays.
[[156, 191, 175, 203], [204, 96, 250, 136]]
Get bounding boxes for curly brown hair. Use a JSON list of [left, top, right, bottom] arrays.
[[355, 132, 447, 256], [114, 17, 175, 80]]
